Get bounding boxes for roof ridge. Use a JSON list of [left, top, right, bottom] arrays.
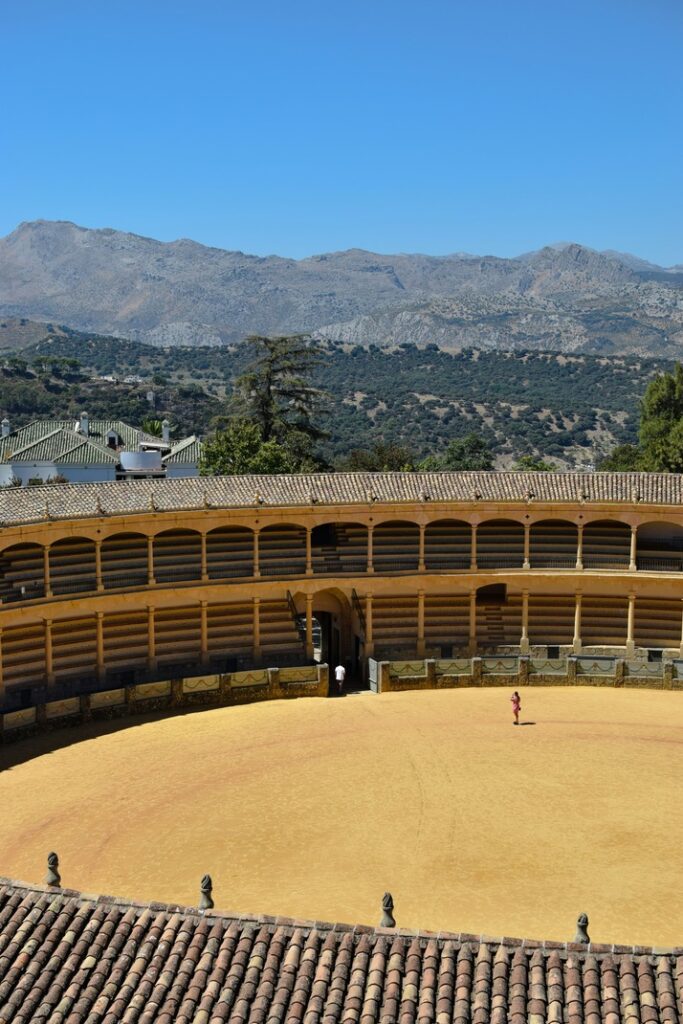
[[0, 877, 678, 956]]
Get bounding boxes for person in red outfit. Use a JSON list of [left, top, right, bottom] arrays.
[[511, 690, 521, 725]]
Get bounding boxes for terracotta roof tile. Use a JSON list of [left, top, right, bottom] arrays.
[[1, 881, 683, 1023], [2, 470, 683, 528]]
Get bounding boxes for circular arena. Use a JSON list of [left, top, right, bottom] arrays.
[[2, 471, 683, 1020]]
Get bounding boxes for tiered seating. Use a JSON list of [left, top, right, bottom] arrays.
[[0, 543, 45, 603], [207, 602, 253, 660], [2, 622, 46, 691], [207, 526, 253, 579], [259, 525, 306, 577], [49, 537, 97, 596], [634, 598, 681, 649], [103, 610, 148, 675], [581, 596, 628, 646], [373, 521, 419, 572], [259, 599, 305, 658], [528, 595, 574, 645], [424, 594, 469, 649], [153, 529, 202, 584], [371, 595, 418, 654], [51, 616, 97, 682], [424, 520, 470, 570], [636, 522, 683, 572], [155, 605, 201, 667], [476, 520, 524, 569], [582, 521, 630, 568], [101, 533, 148, 590], [311, 522, 368, 575], [529, 520, 578, 568], [475, 591, 522, 649]]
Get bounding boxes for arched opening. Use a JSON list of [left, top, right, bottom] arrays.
[[424, 593, 469, 656], [259, 524, 307, 577], [424, 519, 470, 570], [311, 522, 368, 575], [634, 597, 681, 650], [0, 542, 45, 603], [154, 529, 202, 584], [581, 595, 628, 646], [207, 526, 253, 579], [373, 520, 419, 572], [582, 520, 630, 569], [475, 584, 521, 650], [49, 537, 97, 596], [636, 522, 683, 572], [476, 520, 524, 569], [528, 595, 575, 646], [101, 533, 148, 590], [529, 520, 578, 569]]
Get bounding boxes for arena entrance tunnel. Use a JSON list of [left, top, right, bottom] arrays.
[[292, 588, 366, 690]]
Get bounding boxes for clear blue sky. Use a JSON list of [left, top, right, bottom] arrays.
[[2, 0, 682, 263]]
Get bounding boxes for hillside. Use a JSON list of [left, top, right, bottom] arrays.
[[5, 326, 671, 468], [1, 221, 682, 354]]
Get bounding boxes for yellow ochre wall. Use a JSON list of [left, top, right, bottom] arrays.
[[2, 496, 683, 698]]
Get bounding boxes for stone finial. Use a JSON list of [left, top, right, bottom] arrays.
[[203, 490, 210, 509], [199, 874, 214, 910], [46, 851, 61, 887], [254, 492, 263, 505], [380, 891, 396, 928], [574, 913, 590, 944], [149, 492, 157, 511]]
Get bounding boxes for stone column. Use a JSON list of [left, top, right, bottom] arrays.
[[576, 524, 584, 570], [679, 599, 683, 658], [95, 539, 103, 592], [417, 590, 425, 657], [626, 593, 636, 657], [573, 593, 582, 654], [367, 526, 374, 574], [629, 525, 637, 572], [365, 593, 374, 658], [96, 611, 105, 682], [0, 628, 4, 704], [470, 524, 478, 571], [253, 531, 260, 578], [147, 605, 157, 672], [523, 524, 531, 570], [200, 532, 208, 582], [45, 618, 54, 685], [520, 590, 530, 655], [200, 600, 209, 666], [43, 545, 52, 597], [305, 527, 313, 576], [468, 589, 477, 656], [418, 525, 426, 572], [252, 597, 261, 663], [147, 535, 155, 585], [305, 593, 314, 660]]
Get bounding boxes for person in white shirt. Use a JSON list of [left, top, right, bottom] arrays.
[[334, 663, 346, 694]]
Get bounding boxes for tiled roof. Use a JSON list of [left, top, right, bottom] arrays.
[[0, 879, 681, 1024], [5, 427, 118, 465], [0, 419, 160, 462], [163, 434, 204, 464], [0, 471, 682, 527]]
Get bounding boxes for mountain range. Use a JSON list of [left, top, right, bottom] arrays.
[[1, 220, 682, 355]]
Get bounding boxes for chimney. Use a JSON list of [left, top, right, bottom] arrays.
[[162, 418, 170, 445], [79, 411, 89, 435], [1, 418, 9, 437]]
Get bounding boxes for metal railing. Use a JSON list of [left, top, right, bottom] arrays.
[[637, 556, 683, 572]]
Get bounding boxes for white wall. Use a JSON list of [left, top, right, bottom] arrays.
[[7, 462, 118, 485]]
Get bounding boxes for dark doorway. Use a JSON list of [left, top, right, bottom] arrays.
[[476, 583, 507, 604]]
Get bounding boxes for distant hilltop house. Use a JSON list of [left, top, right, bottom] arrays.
[[0, 413, 203, 486]]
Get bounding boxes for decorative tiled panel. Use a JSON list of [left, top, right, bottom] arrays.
[[45, 697, 80, 719], [90, 688, 126, 708]]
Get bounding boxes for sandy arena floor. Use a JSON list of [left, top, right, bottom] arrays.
[[1, 687, 683, 947]]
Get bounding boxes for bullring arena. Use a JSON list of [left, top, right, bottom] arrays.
[[2, 471, 683, 1021]]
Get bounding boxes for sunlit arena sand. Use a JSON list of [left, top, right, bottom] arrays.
[[2, 687, 683, 947]]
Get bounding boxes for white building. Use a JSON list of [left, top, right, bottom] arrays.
[[0, 413, 202, 486]]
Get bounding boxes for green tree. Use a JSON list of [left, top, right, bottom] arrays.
[[512, 455, 555, 471], [337, 443, 416, 472], [141, 418, 163, 437], [233, 335, 328, 446], [419, 432, 493, 471], [639, 364, 683, 471], [596, 443, 643, 471], [200, 418, 306, 475]]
